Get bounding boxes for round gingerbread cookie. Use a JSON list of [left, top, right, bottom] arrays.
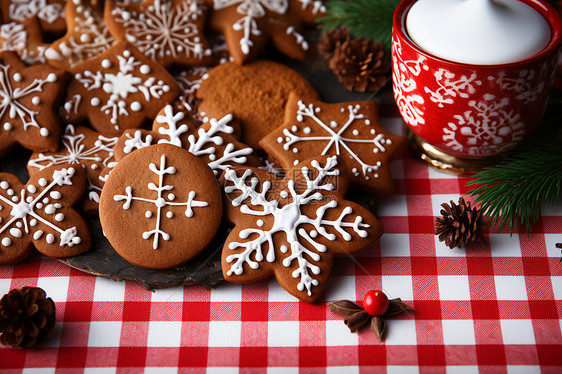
[[99, 143, 223, 270], [196, 60, 319, 149]]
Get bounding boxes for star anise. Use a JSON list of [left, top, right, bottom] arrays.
[[435, 197, 486, 249], [328, 298, 413, 341], [0, 287, 56, 348]]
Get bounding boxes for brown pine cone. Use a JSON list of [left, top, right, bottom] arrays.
[[317, 26, 352, 61], [435, 197, 486, 249], [0, 287, 56, 348], [328, 38, 391, 93]]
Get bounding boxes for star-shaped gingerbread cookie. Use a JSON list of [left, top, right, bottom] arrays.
[[28, 124, 119, 215], [208, 0, 326, 64], [0, 164, 91, 264], [0, 51, 67, 156], [260, 92, 405, 195], [0, 18, 49, 65], [1, 0, 66, 36], [61, 41, 180, 134], [45, 0, 115, 70], [221, 155, 383, 303], [113, 103, 260, 176], [105, 0, 212, 68]]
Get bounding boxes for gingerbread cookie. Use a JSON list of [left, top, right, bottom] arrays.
[[0, 19, 48, 65], [208, 0, 326, 64], [62, 41, 180, 134], [1, 0, 66, 36], [99, 144, 222, 269], [0, 164, 92, 264], [105, 0, 212, 68], [28, 124, 119, 215], [113, 104, 260, 176], [45, 0, 115, 70], [221, 155, 383, 303], [260, 93, 406, 195], [0, 51, 67, 156], [196, 60, 319, 149]]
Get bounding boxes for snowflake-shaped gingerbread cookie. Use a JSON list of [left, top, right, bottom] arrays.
[[260, 93, 406, 195], [0, 165, 91, 264], [45, 0, 115, 70], [221, 155, 383, 303], [0, 51, 67, 155], [112, 104, 260, 176], [99, 144, 223, 269], [209, 0, 326, 64], [62, 41, 180, 134], [105, 0, 212, 68], [28, 124, 119, 215]]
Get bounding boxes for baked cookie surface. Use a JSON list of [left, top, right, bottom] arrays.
[[99, 143, 223, 269]]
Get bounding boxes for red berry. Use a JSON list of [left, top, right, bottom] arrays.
[[363, 290, 389, 316]]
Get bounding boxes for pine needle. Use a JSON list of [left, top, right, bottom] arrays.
[[466, 111, 562, 235], [317, 0, 401, 49]]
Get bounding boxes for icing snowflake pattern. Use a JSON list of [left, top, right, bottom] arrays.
[[75, 49, 171, 130], [9, 0, 64, 25], [28, 125, 118, 171], [224, 156, 370, 296], [0, 62, 57, 137], [111, 0, 211, 65], [28, 125, 118, 204], [443, 94, 525, 155], [122, 106, 254, 176], [0, 167, 82, 248], [113, 154, 209, 249], [45, 0, 115, 68], [278, 100, 392, 180], [214, 0, 289, 54]]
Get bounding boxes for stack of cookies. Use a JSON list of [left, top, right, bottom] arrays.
[[0, 0, 404, 303]]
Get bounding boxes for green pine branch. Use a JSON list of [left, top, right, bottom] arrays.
[[317, 0, 400, 49], [466, 100, 562, 235]]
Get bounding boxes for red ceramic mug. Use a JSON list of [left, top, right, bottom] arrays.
[[392, 0, 562, 174]]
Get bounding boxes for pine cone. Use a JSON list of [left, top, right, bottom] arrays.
[[328, 38, 391, 92], [0, 287, 56, 348], [435, 197, 486, 249], [317, 26, 352, 61]]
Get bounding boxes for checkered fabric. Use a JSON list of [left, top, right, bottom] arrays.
[[1, 89, 561, 373]]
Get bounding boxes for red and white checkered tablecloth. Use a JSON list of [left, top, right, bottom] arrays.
[[1, 89, 561, 373]]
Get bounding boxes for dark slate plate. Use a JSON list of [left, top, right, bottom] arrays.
[[1, 50, 383, 291]]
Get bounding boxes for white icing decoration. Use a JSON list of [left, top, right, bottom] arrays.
[[0, 62, 57, 136], [111, 0, 211, 63], [122, 106, 254, 176], [223, 156, 370, 296], [297, 0, 325, 14], [45, 0, 115, 68], [9, 0, 64, 25], [28, 125, 118, 202], [0, 22, 47, 65], [280, 100, 390, 180], [214, 0, 289, 55], [113, 154, 209, 249], [76, 49, 171, 130], [174, 66, 210, 96], [0, 167, 82, 247]]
